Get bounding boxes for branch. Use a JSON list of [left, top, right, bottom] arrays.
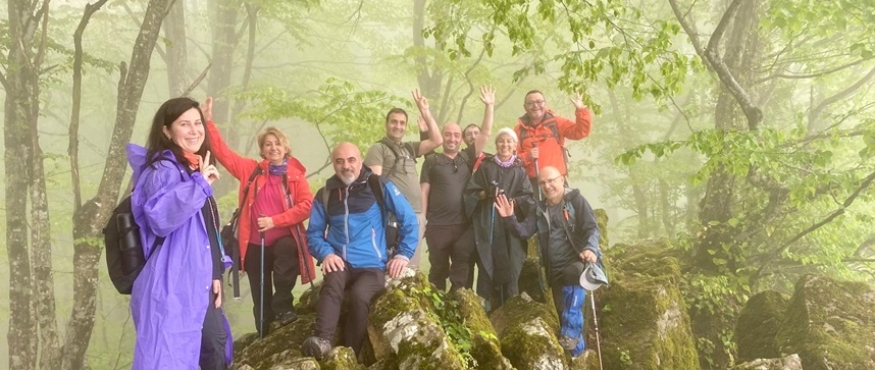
[[180, 62, 211, 97], [0, 69, 7, 90], [759, 58, 870, 82], [758, 169, 875, 278], [69, 0, 111, 211], [667, 0, 711, 69], [706, 0, 743, 55], [808, 65, 875, 129]]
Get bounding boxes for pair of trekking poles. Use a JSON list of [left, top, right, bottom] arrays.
[[531, 143, 603, 370]]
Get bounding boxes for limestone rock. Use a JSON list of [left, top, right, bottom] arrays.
[[490, 294, 566, 370], [731, 354, 802, 370], [777, 274, 875, 370], [233, 314, 315, 370], [735, 291, 788, 362], [321, 346, 366, 370]]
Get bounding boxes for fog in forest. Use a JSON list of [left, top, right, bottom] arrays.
[[2, 0, 874, 369]]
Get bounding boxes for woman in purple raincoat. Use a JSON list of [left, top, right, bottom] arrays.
[[127, 97, 233, 369]]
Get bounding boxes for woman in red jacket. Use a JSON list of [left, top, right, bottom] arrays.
[[203, 98, 316, 336]]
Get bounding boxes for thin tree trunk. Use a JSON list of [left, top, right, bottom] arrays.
[[4, 0, 47, 367], [164, 0, 188, 96], [61, 0, 170, 368], [207, 0, 242, 196], [607, 90, 651, 239], [413, 0, 444, 119]]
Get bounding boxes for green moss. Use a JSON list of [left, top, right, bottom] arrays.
[[490, 295, 560, 338], [322, 346, 365, 370], [369, 288, 421, 328], [393, 315, 465, 369], [597, 272, 699, 370], [518, 258, 551, 304], [501, 316, 566, 370], [235, 314, 316, 370], [594, 208, 609, 248], [734, 291, 788, 362], [451, 288, 496, 337], [469, 333, 514, 370], [777, 275, 875, 370]]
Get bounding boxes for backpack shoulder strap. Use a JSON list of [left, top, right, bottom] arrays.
[[368, 174, 386, 210], [405, 142, 418, 162], [320, 187, 330, 209]]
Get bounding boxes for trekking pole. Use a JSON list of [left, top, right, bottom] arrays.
[[591, 292, 604, 370], [259, 217, 266, 339], [531, 142, 547, 294]]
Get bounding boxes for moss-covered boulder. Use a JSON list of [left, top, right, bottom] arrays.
[[777, 274, 875, 370], [296, 281, 322, 315], [450, 288, 514, 368], [594, 208, 608, 249], [321, 346, 366, 370], [594, 245, 698, 370], [518, 258, 552, 304], [367, 274, 464, 369], [490, 293, 566, 370], [734, 291, 788, 362], [266, 357, 320, 370], [233, 314, 316, 370], [569, 349, 600, 370], [730, 353, 802, 370]]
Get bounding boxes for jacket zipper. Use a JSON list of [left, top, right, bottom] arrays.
[[371, 228, 382, 260], [342, 186, 350, 261]]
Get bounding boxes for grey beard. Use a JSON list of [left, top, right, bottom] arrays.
[[340, 174, 355, 185]]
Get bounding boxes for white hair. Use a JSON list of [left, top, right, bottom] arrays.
[[495, 128, 518, 143]]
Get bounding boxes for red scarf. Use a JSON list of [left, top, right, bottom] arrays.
[[182, 152, 201, 170]]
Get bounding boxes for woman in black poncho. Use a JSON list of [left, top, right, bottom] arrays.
[[464, 128, 534, 311]]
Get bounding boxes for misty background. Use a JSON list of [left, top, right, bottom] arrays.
[[2, 0, 874, 369]]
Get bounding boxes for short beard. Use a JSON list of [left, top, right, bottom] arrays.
[[339, 173, 356, 185]]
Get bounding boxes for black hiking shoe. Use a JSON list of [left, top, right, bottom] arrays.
[[302, 336, 332, 360], [275, 310, 299, 326]]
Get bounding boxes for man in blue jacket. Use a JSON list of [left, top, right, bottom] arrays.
[[302, 142, 419, 360]]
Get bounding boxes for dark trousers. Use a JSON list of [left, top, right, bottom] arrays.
[[549, 261, 586, 317], [448, 226, 477, 291], [314, 265, 385, 356], [200, 290, 228, 370], [425, 223, 473, 291], [244, 235, 300, 335]]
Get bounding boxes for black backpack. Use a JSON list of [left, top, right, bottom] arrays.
[[321, 174, 400, 256], [104, 159, 181, 295]]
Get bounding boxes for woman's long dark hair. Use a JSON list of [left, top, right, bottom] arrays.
[[145, 97, 214, 169]]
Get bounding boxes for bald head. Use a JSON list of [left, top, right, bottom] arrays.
[[441, 123, 463, 154], [538, 166, 564, 204], [332, 142, 363, 185]]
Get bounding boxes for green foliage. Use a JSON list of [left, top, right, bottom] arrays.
[[241, 78, 410, 157], [425, 0, 698, 111], [407, 284, 477, 368]]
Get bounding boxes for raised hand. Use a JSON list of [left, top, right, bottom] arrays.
[[417, 116, 428, 131], [202, 96, 213, 122], [570, 92, 585, 110], [479, 86, 495, 106], [201, 151, 220, 184], [412, 89, 430, 112], [494, 194, 515, 218]]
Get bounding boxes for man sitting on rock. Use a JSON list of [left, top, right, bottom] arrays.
[[302, 142, 419, 360], [494, 166, 601, 357]]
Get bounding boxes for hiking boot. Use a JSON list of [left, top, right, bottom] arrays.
[[275, 310, 299, 326], [558, 334, 580, 351], [302, 336, 332, 360]]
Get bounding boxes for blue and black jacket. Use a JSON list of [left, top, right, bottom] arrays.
[[306, 166, 419, 270]]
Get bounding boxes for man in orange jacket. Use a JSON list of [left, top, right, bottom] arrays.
[[515, 90, 592, 190]]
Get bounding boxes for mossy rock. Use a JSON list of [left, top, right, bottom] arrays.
[[267, 356, 320, 370], [734, 291, 788, 362], [777, 274, 875, 370], [321, 346, 366, 370], [296, 281, 323, 315], [489, 293, 560, 338], [518, 257, 551, 304], [596, 270, 699, 370], [730, 354, 802, 370], [451, 288, 496, 337], [234, 332, 261, 362], [594, 208, 608, 249], [490, 294, 566, 369], [234, 314, 316, 370], [469, 332, 515, 370], [367, 275, 464, 369], [569, 349, 600, 370], [500, 315, 566, 370]]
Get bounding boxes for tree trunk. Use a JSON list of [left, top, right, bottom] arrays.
[[413, 0, 446, 122], [164, 0, 188, 96], [607, 90, 651, 239], [207, 0, 242, 196], [61, 1, 170, 368], [4, 0, 45, 368]]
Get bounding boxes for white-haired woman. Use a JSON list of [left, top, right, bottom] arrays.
[[464, 128, 534, 311]]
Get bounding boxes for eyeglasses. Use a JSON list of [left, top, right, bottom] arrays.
[[538, 175, 563, 186], [525, 100, 546, 107]]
